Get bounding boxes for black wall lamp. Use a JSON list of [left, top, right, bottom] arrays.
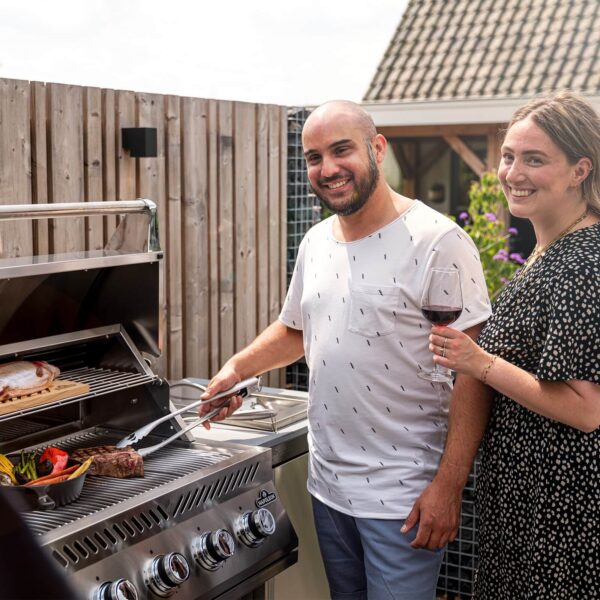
[[121, 127, 158, 158]]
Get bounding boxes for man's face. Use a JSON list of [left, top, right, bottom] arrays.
[[302, 115, 380, 216]]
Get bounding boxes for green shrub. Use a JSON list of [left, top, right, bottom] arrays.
[[459, 172, 524, 301]]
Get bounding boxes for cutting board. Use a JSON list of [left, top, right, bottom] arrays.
[[0, 380, 91, 416]]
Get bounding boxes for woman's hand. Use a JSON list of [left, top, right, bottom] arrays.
[[428, 326, 491, 380]]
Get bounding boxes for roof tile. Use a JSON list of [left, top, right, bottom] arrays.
[[363, 0, 600, 102]]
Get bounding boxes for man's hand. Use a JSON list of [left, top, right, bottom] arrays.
[[401, 475, 463, 550], [198, 364, 246, 430]]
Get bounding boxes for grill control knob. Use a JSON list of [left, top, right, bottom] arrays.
[[95, 579, 139, 600], [146, 552, 190, 597], [192, 528, 236, 570], [237, 508, 276, 547]]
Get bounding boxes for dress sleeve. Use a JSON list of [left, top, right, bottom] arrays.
[[278, 235, 306, 331], [536, 262, 600, 382], [422, 227, 492, 332]]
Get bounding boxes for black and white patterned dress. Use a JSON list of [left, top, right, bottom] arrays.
[[475, 223, 600, 599]]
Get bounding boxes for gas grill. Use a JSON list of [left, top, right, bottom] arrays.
[[0, 201, 297, 600]]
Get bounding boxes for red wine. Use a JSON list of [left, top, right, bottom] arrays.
[[421, 305, 462, 325]]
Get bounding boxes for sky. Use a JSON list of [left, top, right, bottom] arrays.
[[0, 0, 408, 106]]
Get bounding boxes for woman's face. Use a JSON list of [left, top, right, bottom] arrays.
[[498, 116, 586, 221]]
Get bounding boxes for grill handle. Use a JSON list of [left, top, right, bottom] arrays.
[[0, 199, 160, 253], [0, 199, 157, 220]]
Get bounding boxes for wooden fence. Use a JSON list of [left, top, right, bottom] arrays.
[[0, 78, 288, 385]]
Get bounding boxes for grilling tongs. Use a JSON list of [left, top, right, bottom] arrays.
[[115, 377, 261, 457]]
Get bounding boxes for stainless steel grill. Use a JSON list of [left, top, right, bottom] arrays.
[[0, 200, 297, 600]]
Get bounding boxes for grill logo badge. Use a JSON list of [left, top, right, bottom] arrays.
[[255, 489, 277, 508]]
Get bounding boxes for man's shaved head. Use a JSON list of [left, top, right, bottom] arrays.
[[301, 100, 383, 217], [304, 100, 377, 142]]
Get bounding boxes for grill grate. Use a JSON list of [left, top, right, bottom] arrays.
[[63, 366, 156, 399], [0, 417, 49, 441], [0, 367, 156, 422], [22, 430, 233, 536]]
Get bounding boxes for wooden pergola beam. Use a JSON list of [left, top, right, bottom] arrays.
[[379, 123, 504, 138], [417, 141, 448, 178], [443, 134, 486, 177], [390, 140, 415, 178], [486, 131, 502, 172]]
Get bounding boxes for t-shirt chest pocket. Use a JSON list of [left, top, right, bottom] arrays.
[[348, 283, 401, 337]]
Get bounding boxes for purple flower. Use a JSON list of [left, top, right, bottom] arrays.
[[508, 227, 518, 235], [500, 277, 510, 284], [484, 212, 497, 222], [493, 252, 508, 261], [509, 252, 526, 264], [458, 211, 469, 221]]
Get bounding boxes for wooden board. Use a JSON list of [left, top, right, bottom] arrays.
[[0, 380, 90, 416], [0, 78, 33, 259]]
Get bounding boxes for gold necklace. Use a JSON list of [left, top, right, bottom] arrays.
[[523, 210, 588, 271]]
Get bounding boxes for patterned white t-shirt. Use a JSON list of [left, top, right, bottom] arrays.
[[279, 200, 492, 518]]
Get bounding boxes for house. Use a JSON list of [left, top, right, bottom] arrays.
[[362, 0, 600, 244]]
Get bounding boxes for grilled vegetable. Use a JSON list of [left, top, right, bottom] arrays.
[[68, 457, 93, 480], [24, 464, 79, 486], [39, 447, 69, 475], [36, 457, 53, 477], [14, 451, 38, 484], [0, 472, 13, 486], [0, 453, 17, 484]]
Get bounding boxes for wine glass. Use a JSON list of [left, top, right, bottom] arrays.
[[418, 267, 463, 383]]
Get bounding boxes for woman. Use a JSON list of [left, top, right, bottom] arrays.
[[430, 91, 600, 599]]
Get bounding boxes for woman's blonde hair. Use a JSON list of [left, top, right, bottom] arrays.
[[507, 91, 600, 216]]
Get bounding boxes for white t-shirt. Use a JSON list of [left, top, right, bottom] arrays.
[[279, 200, 492, 518]]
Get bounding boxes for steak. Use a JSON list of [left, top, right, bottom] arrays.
[[0, 361, 60, 401], [71, 445, 144, 478]]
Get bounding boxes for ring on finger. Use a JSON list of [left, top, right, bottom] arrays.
[[443, 337, 448, 350], [442, 347, 446, 358]]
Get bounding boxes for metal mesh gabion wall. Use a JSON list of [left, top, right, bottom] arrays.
[[285, 107, 320, 392], [436, 459, 481, 599]]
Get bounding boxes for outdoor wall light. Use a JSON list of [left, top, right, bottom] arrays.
[[121, 127, 158, 158]]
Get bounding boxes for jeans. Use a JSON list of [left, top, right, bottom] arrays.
[[311, 496, 444, 600]]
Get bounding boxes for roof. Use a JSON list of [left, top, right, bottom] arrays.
[[364, 0, 600, 103]]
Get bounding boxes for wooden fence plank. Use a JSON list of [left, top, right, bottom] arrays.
[[0, 79, 33, 258], [31, 81, 49, 255], [218, 101, 235, 363], [48, 83, 85, 254], [266, 106, 285, 386], [116, 91, 136, 203], [84, 87, 104, 251], [138, 92, 168, 376], [277, 106, 288, 387], [182, 97, 210, 378], [256, 104, 270, 335], [166, 95, 183, 379], [102, 89, 118, 241], [207, 99, 220, 377], [234, 102, 257, 351]]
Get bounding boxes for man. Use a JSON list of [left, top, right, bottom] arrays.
[[201, 101, 492, 600]]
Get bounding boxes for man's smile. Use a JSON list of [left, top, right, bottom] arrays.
[[322, 178, 351, 190]]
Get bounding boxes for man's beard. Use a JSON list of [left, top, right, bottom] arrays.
[[311, 146, 380, 217]]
